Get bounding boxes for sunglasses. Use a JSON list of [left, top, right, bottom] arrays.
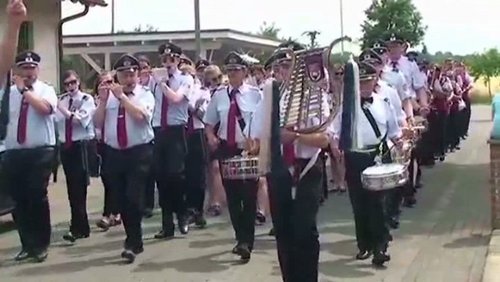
[[101, 80, 113, 85], [335, 72, 343, 76], [64, 80, 78, 86]]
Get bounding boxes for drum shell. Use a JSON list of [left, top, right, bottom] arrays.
[[361, 164, 408, 191], [220, 156, 260, 180]]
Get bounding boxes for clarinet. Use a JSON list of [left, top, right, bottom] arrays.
[[0, 71, 11, 140]]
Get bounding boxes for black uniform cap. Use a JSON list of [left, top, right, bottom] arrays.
[[264, 54, 276, 70], [372, 40, 388, 56], [195, 59, 210, 70], [358, 62, 379, 81], [359, 49, 384, 66], [278, 40, 306, 51], [158, 42, 182, 57], [113, 54, 139, 72], [224, 52, 248, 70], [384, 33, 405, 45], [15, 51, 41, 68]]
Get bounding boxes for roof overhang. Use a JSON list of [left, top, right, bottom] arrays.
[[64, 0, 108, 7], [63, 29, 282, 49]]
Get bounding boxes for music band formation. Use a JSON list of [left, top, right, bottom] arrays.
[[0, 10, 472, 282]]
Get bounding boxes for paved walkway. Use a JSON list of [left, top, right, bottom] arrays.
[[0, 105, 492, 282]]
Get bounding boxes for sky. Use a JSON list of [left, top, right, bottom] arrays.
[[61, 0, 500, 55]]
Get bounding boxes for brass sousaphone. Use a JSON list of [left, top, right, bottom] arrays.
[[273, 36, 352, 134]]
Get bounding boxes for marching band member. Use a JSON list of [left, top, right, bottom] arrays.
[[195, 59, 210, 86], [204, 64, 227, 217], [137, 55, 156, 218], [444, 59, 463, 151], [94, 72, 121, 230], [330, 61, 402, 266], [254, 40, 331, 281], [204, 51, 262, 262], [55, 70, 96, 243], [429, 65, 452, 161], [93, 54, 155, 263], [152, 43, 194, 239], [185, 63, 210, 228], [4, 51, 58, 262]]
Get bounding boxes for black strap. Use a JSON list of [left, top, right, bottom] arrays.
[[361, 105, 382, 139]]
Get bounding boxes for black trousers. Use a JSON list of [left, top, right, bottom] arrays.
[[4, 147, 55, 253], [61, 141, 90, 236], [185, 129, 207, 214], [429, 110, 448, 157], [463, 99, 472, 136], [268, 158, 322, 282], [97, 142, 119, 216], [154, 126, 188, 232], [104, 143, 153, 250], [345, 151, 389, 253], [447, 109, 461, 148]]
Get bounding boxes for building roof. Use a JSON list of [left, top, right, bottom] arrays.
[[64, 0, 108, 7], [63, 29, 282, 49]]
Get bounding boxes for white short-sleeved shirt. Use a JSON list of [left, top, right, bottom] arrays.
[[100, 84, 155, 149], [331, 94, 402, 147], [204, 83, 262, 147], [387, 56, 425, 98], [151, 69, 195, 127], [3, 80, 58, 150], [381, 65, 412, 101], [55, 91, 96, 143], [378, 80, 406, 125]]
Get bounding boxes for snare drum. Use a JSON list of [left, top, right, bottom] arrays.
[[220, 155, 260, 180], [361, 163, 408, 191]]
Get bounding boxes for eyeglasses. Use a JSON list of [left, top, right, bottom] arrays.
[[161, 56, 176, 63], [64, 80, 78, 86], [335, 72, 343, 76], [101, 80, 113, 85]]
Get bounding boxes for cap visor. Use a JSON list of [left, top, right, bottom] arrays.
[[17, 62, 38, 68], [116, 66, 138, 72], [225, 64, 245, 70]]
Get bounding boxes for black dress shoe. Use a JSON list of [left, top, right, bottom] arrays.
[[32, 249, 48, 263], [372, 251, 390, 266], [355, 250, 372, 260], [154, 230, 174, 239], [178, 219, 189, 235], [232, 244, 239, 254], [268, 228, 275, 237], [403, 197, 417, 208], [194, 214, 207, 228], [14, 250, 31, 261], [133, 246, 144, 255], [256, 212, 266, 225], [236, 243, 251, 261], [121, 249, 136, 264], [63, 232, 89, 243], [388, 217, 400, 229]]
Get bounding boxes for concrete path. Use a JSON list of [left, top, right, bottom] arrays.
[[0, 105, 492, 282]]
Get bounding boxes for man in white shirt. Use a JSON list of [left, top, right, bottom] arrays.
[[330, 60, 402, 267]]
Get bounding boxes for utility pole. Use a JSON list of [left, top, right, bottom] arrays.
[[339, 0, 345, 54], [194, 0, 201, 59], [111, 0, 115, 33]]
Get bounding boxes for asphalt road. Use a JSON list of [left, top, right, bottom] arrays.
[[0, 105, 492, 282]]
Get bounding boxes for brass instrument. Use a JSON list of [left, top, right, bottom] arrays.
[[273, 36, 352, 134]]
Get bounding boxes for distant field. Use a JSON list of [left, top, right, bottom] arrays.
[[471, 76, 500, 104]]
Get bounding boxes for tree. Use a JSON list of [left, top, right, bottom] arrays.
[[467, 48, 500, 97], [256, 21, 281, 40], [302, 30, 321, 49], [117, 24, 159, 33], [360, 0, 427, 49]]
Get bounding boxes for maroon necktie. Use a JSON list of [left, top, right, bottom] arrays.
[[17, 97, 29, 144], [117, 104, 127, 148], [226, 88, 239, 148], [64, 98, 74, 148], [283, 143, 295, 167]]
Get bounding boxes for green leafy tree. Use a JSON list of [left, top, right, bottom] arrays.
[[302, 30, 321, 49], [257, 21, 281, 40], [361, 0, 427, 49], [467, 48, 500, 97]]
